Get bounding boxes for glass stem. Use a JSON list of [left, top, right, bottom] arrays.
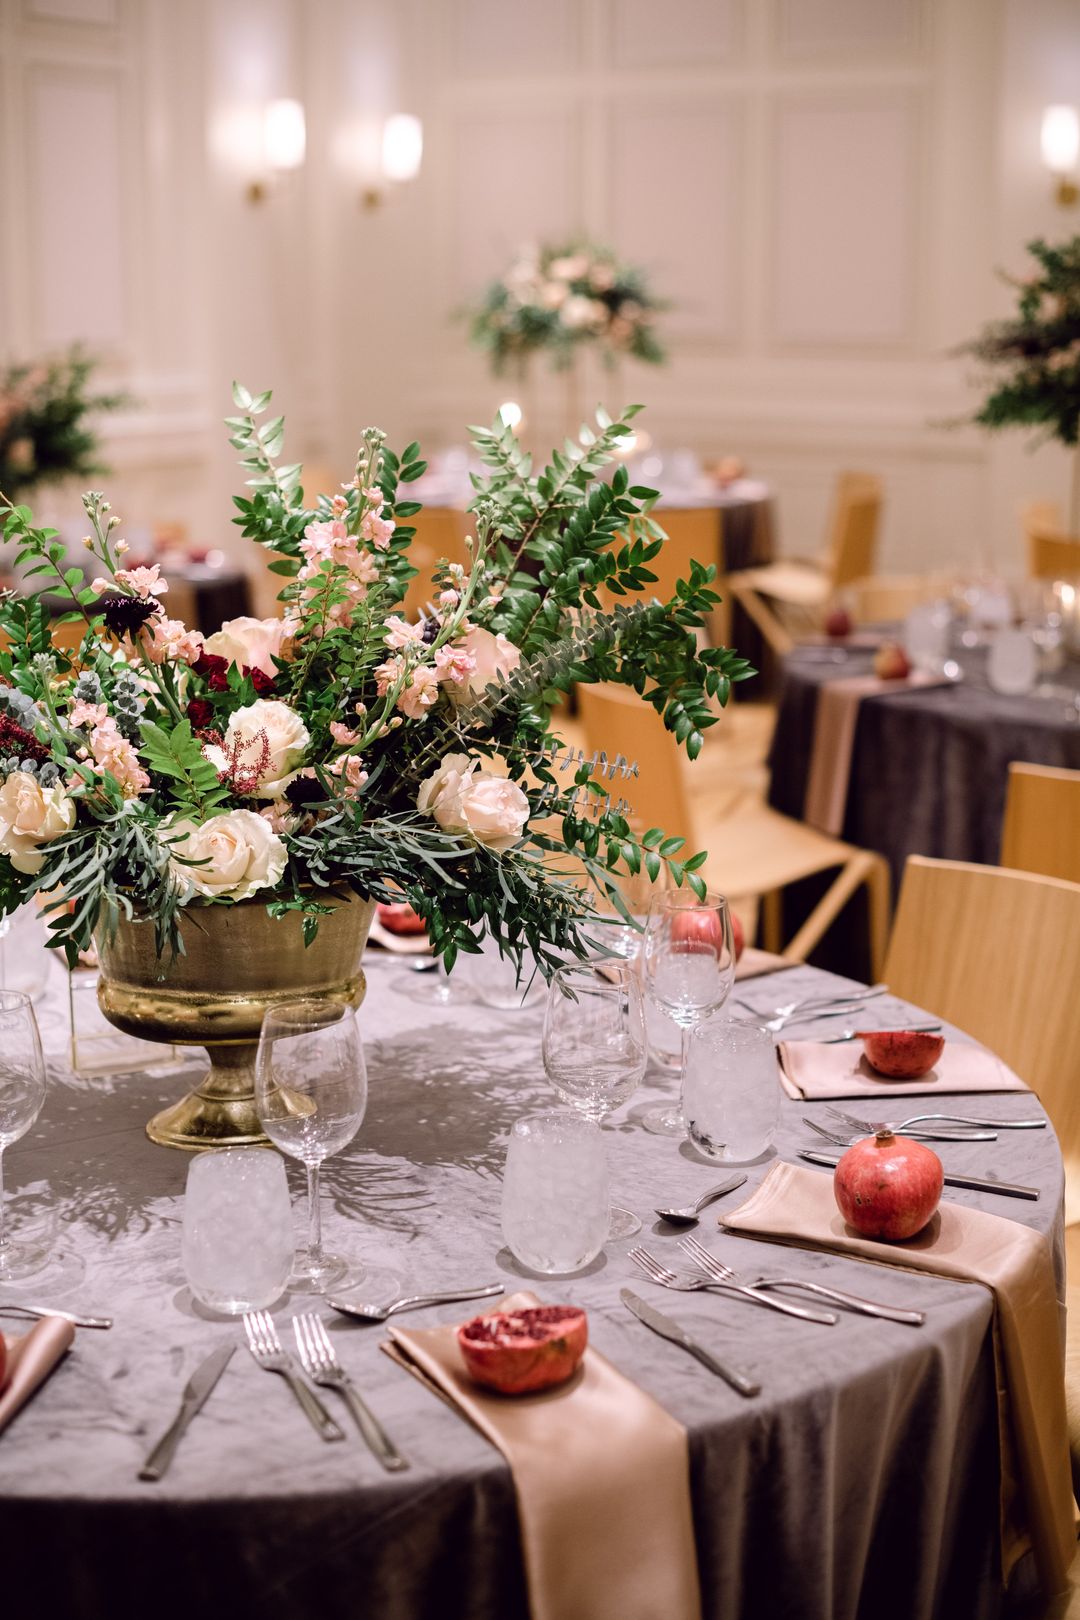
[[306, 1162, 322, 1268], [679, 1023, 691, 1083]]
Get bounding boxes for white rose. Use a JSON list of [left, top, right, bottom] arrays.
[[203, 699, 310, 798], [416, 753, 529, 854], [560, 294, 607, 332], [202, 616, 291, 678], [0, 772, 76, 874], [445, 627, 521, 707], [167, 809, 287, 900]]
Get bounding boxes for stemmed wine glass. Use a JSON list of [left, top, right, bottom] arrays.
[[255, 998, 367, 1293], [642, 891, 736, 1137], [542, 959, 648, 1238], [0, 990, 47, 1281]]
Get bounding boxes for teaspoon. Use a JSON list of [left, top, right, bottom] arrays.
[[654, 1175, 748, 1225]]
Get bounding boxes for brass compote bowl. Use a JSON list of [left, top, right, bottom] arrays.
[[96, 893, 375, 1150]]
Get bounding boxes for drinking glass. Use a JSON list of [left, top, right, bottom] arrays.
[[987, 627, 1038, 695], [543, 960, 648, 1238], [0, 990, 47, 1281], [642, 891, 736, 1136], [501, 1111, 609, 1275], [255, 998, 367, 1293], [682, 1020, 779, 1164], [182, 1148, 293, 1314]]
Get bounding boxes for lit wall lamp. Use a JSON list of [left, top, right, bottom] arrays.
[[361, 114, 423, 209], [1041, 105, 1079, 207], [247, 98, 306, 204]]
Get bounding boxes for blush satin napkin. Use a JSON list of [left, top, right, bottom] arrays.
[[722, 1163, 1076, 1595], [777, 1038, 1027, 1102], [383, 1290, 702, 1620], [803, 672, 950, 837], [0, 1315, 74, 1434]]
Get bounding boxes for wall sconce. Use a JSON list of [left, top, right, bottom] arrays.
[[361, 114, 423, 209], [248, 98, 306, 203], [1041, 105, 1079, 207]]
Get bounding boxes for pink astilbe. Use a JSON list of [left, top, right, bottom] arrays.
[[212, 726, 272, 797]]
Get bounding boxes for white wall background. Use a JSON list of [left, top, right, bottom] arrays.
[[0, 0, 1078, 588]]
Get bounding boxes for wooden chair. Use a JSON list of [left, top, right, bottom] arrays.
[[402, 507, 472, 619], [849, 574, 937, 625], [1001, 762, 1080, 884], [726, 472, 883, 658], [883, 856, 1080, 1222], [1027, 525, 1080, 581], [577, 682, 890, 975]]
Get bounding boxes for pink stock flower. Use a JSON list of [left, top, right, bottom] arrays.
[[396, 664, 440, 720], [329, 721, 359, 747], [115, 564, 168, 600], [383, 615, 425, 651], [345, 549, 380, 584], [331, 494, 349, 517], [433, 644, 477, 686], [329, 753, 368, 796], [140, 616, 205, 667], [88, 716, 150, 797], [374, 657, 403, 696], [70, 700, 108, 728], [90, 578, 111, 596], [258, 802, 299, 835], [361, 510, 395, 550], [437, 589, 460, 608]]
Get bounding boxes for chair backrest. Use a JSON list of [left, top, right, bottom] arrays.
[[884, 856, 1080, 1212], [826, 473, 883, 589], [577, 681, 692, 843], [1027, 525, 1080, 582], [609, 508, 723, 606], [850, 573, 934, 624], [402, 507, 472, 619], [1001, 762, 1080, 884]]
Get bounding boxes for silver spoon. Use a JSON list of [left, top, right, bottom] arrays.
[[328, 1283, 504, 1323], [654, 1175, 748, 1225]]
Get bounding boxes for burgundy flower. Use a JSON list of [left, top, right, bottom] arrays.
[[249, 667, 275, 696], [186, 698, 214, 730], [0, 713, 50, 764], [193, 652, 230, 692], [100, 593, 161, 637]]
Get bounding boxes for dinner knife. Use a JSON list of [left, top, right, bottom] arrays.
[[138, 1342, 235, 1482], [0, 1302, 112, 1329], [797, 1149, 1040, 1201], [619, 1287, 760, 1398]]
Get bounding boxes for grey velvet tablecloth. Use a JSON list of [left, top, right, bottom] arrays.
[[0, 952, 1065, 1620], [769, 646, 1080, 890]]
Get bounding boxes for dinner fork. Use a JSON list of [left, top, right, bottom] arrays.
[[628, 1247, 836, 1324], [825, 1105, 1046, 1135], [293, 1313, 409, 1472], [243, 1310, 344, 1441], [803, 1114, 993, 1146], [678, 1234, 925, 1326]]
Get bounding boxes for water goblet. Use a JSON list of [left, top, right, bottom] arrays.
[[0, 990, 47, 1282], [542, 959, 648, 1238], [255, 998, 367, 1293], [182, 1148, 293, 1315], [642, 891, 736, 1136], [501, 1111, 609, 1275]]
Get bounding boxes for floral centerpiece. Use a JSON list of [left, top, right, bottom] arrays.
[[466, 241, 665, 374], [0, 385, 749, 1144], [0, 347, 128, 502], [956, 234, 1080, 528]]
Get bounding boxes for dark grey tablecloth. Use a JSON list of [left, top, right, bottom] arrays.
[[0, 953, 1065, 1620], [769, 647, 1080, 891]]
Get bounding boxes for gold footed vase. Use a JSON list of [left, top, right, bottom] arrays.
[[96, 894, 376, 1151]]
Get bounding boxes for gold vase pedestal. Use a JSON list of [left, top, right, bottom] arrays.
[[95, 894, 376, 1151]]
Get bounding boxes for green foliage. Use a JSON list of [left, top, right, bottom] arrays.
[[139, 720, 230, 817], [0, 347, 131, 501]]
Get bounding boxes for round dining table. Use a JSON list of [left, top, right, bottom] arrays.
[[0, 949, 1065, 1620]]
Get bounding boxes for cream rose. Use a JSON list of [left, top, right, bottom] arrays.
[[0, 772, 76, 874], [417, 753, 529, 854], [203, 699, 310, 798], [202, 616, 291, 678], [445, 627, 521, 706], [167, 809, 287, 900]]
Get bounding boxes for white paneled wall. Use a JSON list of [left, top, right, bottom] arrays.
[[0, 0, 1078, 581]]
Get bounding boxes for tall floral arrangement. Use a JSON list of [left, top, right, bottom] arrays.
[[0, 347, 129, 501], [467, 241, 665, 374], [0, 385, 750, 973]]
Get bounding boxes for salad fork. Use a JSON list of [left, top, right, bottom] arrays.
[[825, 1105, 1045, 1135], [243, 1310, 344, 1441], [628, 1247, 836, 1324], [678, 1234, 924, 1326], [293, 1313, 408, 1472], [805, 1114, 993, 1145]]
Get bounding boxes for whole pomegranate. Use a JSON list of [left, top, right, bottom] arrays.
[[873, 642, 912, 681], [376, 901, 427, 937], [671, 908, 735, 959], [825, 606, 853, 639], [860, 1030, 945, 1079], [457, 1305, 587, 1395], [834, 1130, 943, 1241], [731, 910, 745, 962]]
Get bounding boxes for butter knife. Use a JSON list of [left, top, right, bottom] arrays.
[[797, 1148, 1040, 1200], [138, 1343, 234, 1482], [619, 1288, 760, 1397]]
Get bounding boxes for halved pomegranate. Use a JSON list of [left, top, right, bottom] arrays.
[[376, 901, 427, 937], [860, 1030, 945, 1079], [457, 1305, 587, 1395], [0, 1331, 6, 1389]]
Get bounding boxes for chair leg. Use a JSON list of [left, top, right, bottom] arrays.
[[863, 854, 891, 981], [728, 581, 795, 659], [761, 889, 783, 954], [781, 855, 873, 965]]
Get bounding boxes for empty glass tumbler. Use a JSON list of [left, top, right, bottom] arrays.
[[182, 1148, 294, 1315], [501, 1111, 609, 1275], [682, 1020, 779, 1164]]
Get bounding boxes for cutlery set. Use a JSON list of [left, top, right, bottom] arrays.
[[796, 1103, 1044, 1199], [733, 984, 888, 1034]]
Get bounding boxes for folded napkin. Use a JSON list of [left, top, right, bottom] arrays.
[[803, 672, 950, 836], [778, 1037, 1027, 1101], [384, 1290, 701, 1620], [0, 1315, 74, 1434], [735, 947, 789, 982], [722, 1163, 1075, 1594]]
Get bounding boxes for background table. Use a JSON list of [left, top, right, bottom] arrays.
[[0, 951, 1063, 1620], [769, 645, 1080, 893]]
